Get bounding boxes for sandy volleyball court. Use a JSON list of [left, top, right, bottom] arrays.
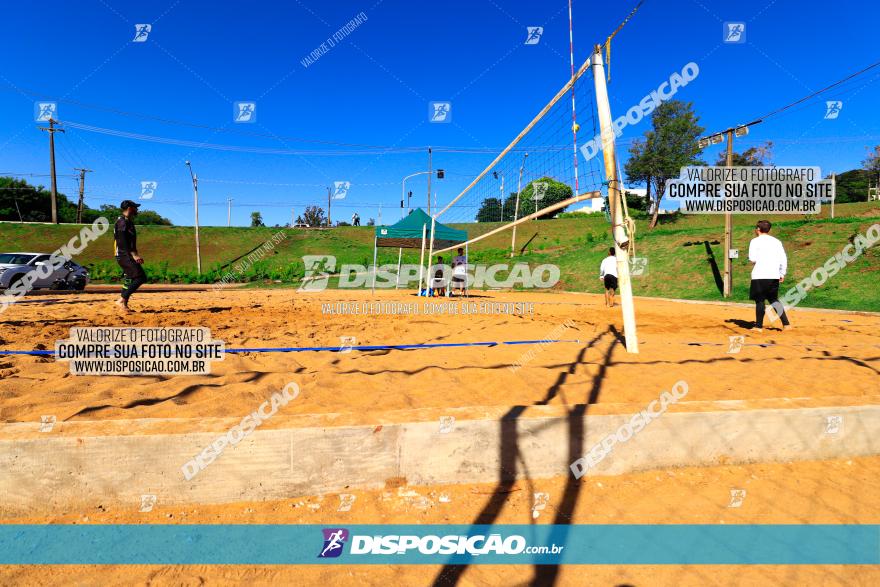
[[0, 288, 878, 425]]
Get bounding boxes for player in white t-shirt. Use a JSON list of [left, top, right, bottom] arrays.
[[748, 219, 791, 332], [599, 247, 618, 308]]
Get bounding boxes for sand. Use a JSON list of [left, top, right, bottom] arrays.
[[1, 288, 878, 585], [0, 289, 878, 425], [2, 455, 879, 586]]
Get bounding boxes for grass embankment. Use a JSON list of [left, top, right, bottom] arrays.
[[0, 202, 877, 311]]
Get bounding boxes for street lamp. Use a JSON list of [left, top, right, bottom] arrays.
[[401, 169, 445, 219], [185, 161, 202, 275]]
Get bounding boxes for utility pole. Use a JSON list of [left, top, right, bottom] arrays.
[[74, 167, 92, 224], [378, 203, 382, 225], [723, 130, 734, 297], [291, 207, 295, 228], [509, 153, 528, 258], [592, 45, 638, 353], [227, 198, 233, 227], [39, 119, 64, 224], [427, 147, 433, 216], [185, 161, 202, 275], [327, 187, 332, 227]]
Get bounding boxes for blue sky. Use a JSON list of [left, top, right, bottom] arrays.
[[1, 0, 878, 226]]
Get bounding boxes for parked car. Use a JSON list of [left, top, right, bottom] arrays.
[[0, 252, 90, 292]]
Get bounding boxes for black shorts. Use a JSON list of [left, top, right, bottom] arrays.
[[749, 278, 780, 301], [603, 275, 618, 290]]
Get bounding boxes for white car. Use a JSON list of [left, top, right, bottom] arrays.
[[0, 252, 90, 292]]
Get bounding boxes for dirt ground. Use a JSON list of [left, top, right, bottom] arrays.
[[0, 288, 878, 425], [2, 455, 879, 586], [1, 288, 878, 585]]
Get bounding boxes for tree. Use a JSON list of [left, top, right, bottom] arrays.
[[624, 100, 705, 228], [0, 177, 171, 224], [864, 145, 880, 198], [250, 211, 265, 227], [507, 177, 573, 220], [476, 197, 503, 222], [302, 206, 325, 227], [834, 169, 871, 203], [714, 141, 773, 166]]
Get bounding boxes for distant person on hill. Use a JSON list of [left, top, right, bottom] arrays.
[[748, 219, 791, 332], [599, 247, 618, 308], [113, 200, 147, 314]]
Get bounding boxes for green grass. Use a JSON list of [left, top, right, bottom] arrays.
[[1, 201, 878, 311]]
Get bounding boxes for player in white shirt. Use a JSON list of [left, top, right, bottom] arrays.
[[599, 247, 618, 308], [748, 220, 791, 332]]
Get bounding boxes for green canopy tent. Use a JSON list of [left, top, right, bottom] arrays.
[[372, 208, 468, 293]]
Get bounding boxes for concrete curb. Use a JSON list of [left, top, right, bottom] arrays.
[[1, 402, 876, 517]]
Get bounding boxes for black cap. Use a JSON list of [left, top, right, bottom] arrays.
[[120, 200, 141, 210]]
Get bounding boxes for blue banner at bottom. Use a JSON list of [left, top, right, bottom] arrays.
[[0, 524, 877, 565]]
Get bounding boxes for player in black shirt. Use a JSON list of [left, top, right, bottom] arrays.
[[114, 200, 147, 313]]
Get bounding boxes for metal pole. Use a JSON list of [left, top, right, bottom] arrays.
[[227, 198, 233, 227], [371, 234, 378, 294], [510, 153, 528, 258], [327, 187, 332, 227], [401, 179, 406, 220], [592, 46, 638, 353], [194, 175, 201, 275], [427, 147, 433, 215], [426, 216, 436, 293], [186, 161, 202, 275], [40, 119, 64, 224], [723, 130, 734, 297], [417, 223, 427, 294], [74, 168, 92, 224]]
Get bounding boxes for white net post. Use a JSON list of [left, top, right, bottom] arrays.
[[591, 46, 639, 353]]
